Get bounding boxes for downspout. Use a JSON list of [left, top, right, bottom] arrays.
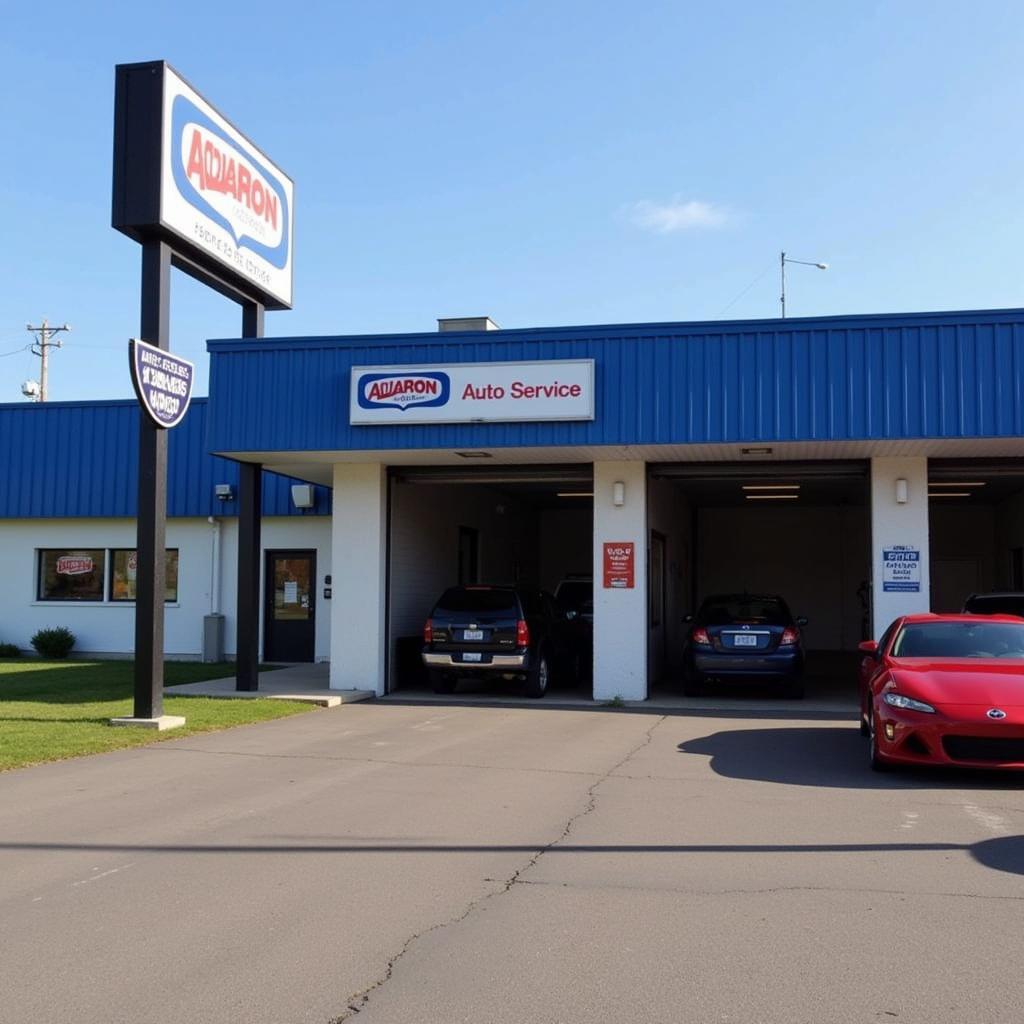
[[208, 516, 222, 614]]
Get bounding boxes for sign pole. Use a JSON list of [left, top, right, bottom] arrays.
[[132, 238, 172, 721]]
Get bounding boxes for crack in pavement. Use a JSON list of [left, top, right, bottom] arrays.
[[327, 715, 666, 1023]]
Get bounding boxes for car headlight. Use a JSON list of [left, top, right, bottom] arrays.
[[883, 692, 936, 714]]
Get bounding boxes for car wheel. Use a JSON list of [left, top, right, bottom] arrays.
[[868, 711, 893, 773], [429, 671, 457, 695], [523, 653, 549, 698]]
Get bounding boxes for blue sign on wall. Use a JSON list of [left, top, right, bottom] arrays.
[[129, 338, 194, 429]]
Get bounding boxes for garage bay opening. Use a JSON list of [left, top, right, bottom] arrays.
[[929, 459, 1024, 614], [386, 465, 594, 697], [647, 461, 871, 704]]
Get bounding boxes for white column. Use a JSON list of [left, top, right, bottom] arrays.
[[330, 463, 387, 693], [592, 461, 648, 701], [870, 456, 931, 638]]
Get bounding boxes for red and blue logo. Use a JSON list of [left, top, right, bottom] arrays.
[[171, 96, 290, 269], [357, 371, 451, 411]]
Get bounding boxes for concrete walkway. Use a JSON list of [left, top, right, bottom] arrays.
[[166, 662, 374, 707]]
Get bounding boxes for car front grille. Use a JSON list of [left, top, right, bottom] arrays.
[[942, 736, 1024, 763]]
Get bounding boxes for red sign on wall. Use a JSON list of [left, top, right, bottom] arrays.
[[603, 542, 635, 589]]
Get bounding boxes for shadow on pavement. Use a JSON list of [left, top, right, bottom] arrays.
[[679, 726, 1024, 791]]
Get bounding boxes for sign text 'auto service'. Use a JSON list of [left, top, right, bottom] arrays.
[[129, 339, 195, 429], [161, 67, 294, 307], [350, 360, 595, 425]]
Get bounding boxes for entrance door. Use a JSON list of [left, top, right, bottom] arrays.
[[264, 550, 316, 662]]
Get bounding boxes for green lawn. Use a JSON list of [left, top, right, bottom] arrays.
[[0, 660, 315, 772]]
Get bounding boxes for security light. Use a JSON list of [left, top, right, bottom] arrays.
[[214, 484, 234, 501]]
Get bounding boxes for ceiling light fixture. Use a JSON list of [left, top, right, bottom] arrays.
[[556, 491, 594, 498], [741, 447, 774, 456], [928, 492, 971, 498], [454, 451, 493, 459], [928, 481, 986, 487], [741, 484, 801, 491], [745, 494, 799, 500]]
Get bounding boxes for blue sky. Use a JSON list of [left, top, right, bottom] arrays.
[[2, 1, 1023, 401]]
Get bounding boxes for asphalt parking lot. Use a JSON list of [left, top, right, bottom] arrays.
[[1, 700, 1022, 1024]]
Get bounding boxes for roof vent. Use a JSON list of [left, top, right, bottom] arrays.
[[437, 316, 500, 333]]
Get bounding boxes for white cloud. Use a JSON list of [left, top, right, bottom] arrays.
[[625, 196, 733, 233]]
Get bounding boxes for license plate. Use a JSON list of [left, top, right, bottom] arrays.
[[732, 634, 758, 647], [462, 652, 482, 662], [463, 629, 484, 641]]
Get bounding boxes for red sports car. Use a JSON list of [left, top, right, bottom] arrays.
[[859, 613, 1024, 771]]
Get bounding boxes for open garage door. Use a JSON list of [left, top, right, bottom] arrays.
[[929, 459, 1024, 612], [647, 461, 870, 703], [386, 465, 594, 696]]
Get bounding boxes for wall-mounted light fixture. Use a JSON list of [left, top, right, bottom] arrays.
[[612, 481, 626, 507], [895, 478, 909, 504], [291, 484, 315, 510], [214, 483, 234, 501]]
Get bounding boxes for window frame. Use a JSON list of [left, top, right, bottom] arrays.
[[109, 548, 180, 603], [36, 548, 107, 603]]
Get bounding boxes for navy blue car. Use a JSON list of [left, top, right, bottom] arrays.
[[683, 594, 807, 698]]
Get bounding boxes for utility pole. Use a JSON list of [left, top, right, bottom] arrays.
[[26, 319, 71, 402]]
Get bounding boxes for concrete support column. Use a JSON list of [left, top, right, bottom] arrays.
[[592, 461, 647, 701], [330, 463, 387, 694], [870, 456, 931, 638]]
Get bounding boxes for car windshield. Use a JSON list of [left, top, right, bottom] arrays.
[[964, 595, 1024, 618], [556, 581, 593, 610], [892, 621, 1024, 659], [435, 588, 518, 614], [699, 597, 789, 626]]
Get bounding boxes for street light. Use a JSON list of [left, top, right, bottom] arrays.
[[780, 251, 828, 318]]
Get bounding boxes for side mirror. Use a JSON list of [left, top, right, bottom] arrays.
[[858, 640, 879, 656], [796, 616, 809, 627]]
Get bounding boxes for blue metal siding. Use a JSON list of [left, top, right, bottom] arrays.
[[0, 399, 331, 519], [206, 310, 1024, 454]]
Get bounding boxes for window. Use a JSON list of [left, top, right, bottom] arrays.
[[110, 549, 179, 602], [38, 549, 106, 602]]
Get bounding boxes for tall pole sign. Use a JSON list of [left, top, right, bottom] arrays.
[[112, 61, 294, 725]]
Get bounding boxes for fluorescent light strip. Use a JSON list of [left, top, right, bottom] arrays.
[[928, 481, 986, 487], [556, 492, 594, 498], [741, 484, 801, 491], [928, 492, 971, 498], [745, 494, 799, 500]]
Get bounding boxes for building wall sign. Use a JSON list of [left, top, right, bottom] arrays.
[[130, 339, 195, 429], [350, 360, 595, 425], [882, 546, 921, 592], [113, 61, 295, 310], [603, 542, 635, 589]]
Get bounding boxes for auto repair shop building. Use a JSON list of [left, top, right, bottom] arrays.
[[3, 306, 1024, 701], [201, 307, 1024, 700]]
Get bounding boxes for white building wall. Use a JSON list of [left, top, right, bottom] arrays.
[[871, 456, 931, 637], [592, 461, 647, 701], [331, 464, 388, 693], [0, 516, 331, 660]]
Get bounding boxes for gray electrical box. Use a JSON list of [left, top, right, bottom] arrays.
[[202, 613, 225, 663]]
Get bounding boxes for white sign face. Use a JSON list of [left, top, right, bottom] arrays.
[[882, 546, 921, 593], [350, 360, 595, 425], [159, 67, 294, 308]]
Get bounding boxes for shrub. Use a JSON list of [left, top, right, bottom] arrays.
[[0, 642, 21, 657], [31, 627, 76, 659]]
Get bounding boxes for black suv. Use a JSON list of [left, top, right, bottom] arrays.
[[422, 585, 578, 698]]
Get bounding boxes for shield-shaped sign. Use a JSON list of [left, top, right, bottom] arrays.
[[129, 338, 195, 429]]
